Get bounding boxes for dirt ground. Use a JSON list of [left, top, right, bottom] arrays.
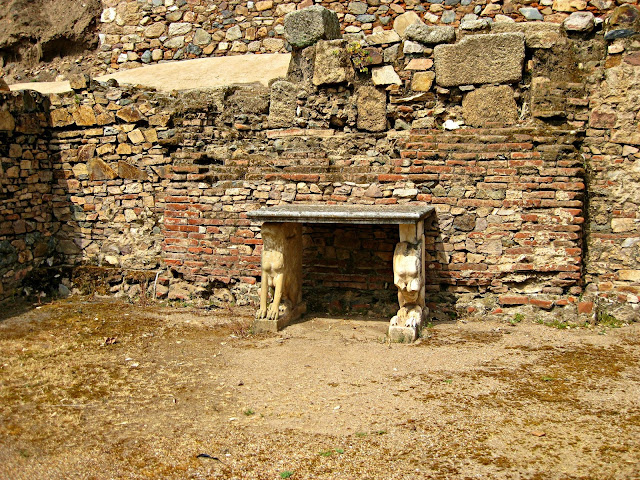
[[0, 298, 639, 480]]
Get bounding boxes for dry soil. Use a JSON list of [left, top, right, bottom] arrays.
[[1, 298, 639, 479]]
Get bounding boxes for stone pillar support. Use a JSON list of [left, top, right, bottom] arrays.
[[389, 221, 427, 342], [254, 222, 306, 333]]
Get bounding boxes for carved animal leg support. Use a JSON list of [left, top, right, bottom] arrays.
[[254, 222, 305, 332], [389, 222, 427, 342]]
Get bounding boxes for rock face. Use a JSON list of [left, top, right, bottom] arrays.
[[269, 80, 298, 128], [405, 25, 456, 45], [462, 85, 518, 127], [356, 86, 387, 132], [434, 33, 525, 87], [284, 5, 341, 48], [312, 40, 354, 86], [0, 0, 101, 65]]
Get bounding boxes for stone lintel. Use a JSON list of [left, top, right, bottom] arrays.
[[248, 205, 435, 225]]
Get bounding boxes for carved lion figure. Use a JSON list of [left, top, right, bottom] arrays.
[[390, 241, 425, 328], [256, 223, 302, 321]]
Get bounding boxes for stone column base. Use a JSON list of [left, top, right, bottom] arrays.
[[388, 325, 418, 343], [253, 302, 307, 333]]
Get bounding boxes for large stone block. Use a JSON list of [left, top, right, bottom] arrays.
[[284, 5, 341, 48], [287, 45, 316, 85], [312, 40, 354, 86], [463, 85, 518, 127], [356, 86, 387, 132], [72, 105, 97, 126], [269, 80, 298, 128], [491, 22, 562, 49], [118, 161, 148, 180], [0, 110, 15, 131], [434, 33, 525, 87]]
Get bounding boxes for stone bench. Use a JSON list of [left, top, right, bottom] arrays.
[[247, 204, 435, 342]]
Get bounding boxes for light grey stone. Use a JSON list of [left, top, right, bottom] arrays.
[[365, 29, 402, 45], [284, 5, 341, 48], [490, 21, 562, 49], [393, 11, 424, 38], [519, 7, 544, 21], [383, 44, 400, 63], [193, 28, 212, 45], [460, 19, 490, 30], [164, 36, 185, 49], [357, 86, 387, 132], [563, 11, 595, 32], [263, 38, 285, 52], [168, 22, 192, 36], [248, 204, 433, 224], [349, 1, 368, 14], [312, 40, 354, 86], [269, 81, 298, 128], [403, 40, 427, 54], [462, 85, 518, 127], [371, 65, 402, 86], [434, 33, 525, 87], [404, 24, 456, 45], [225, 25, 242, 41], [441, 10, 456, 24]]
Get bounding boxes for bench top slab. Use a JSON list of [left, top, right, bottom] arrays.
[[248, 204, 435, 225]]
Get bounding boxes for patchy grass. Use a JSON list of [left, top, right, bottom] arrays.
[[1, 298, 639, 479]]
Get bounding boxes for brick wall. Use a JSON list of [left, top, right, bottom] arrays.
[[161, 119, 586, 317]]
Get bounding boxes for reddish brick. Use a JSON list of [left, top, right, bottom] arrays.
[[378, 174, 405, 182], [499, 295, 530, 305], [577, 302, 594, 314], [530, 299, 554, 310]]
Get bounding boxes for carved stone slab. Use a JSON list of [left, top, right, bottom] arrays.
[[249, 205, 436, 341], [248, 204, 434, 225]]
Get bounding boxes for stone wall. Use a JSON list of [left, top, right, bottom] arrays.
[[97, 0, 626, 73], [583, 50, 640, 322], [2, 3, 639, 323], [47, 80, 170, 298], [0, 91, 55, 299]]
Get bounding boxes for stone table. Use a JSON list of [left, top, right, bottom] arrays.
[[247, 204, 435, 342]]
